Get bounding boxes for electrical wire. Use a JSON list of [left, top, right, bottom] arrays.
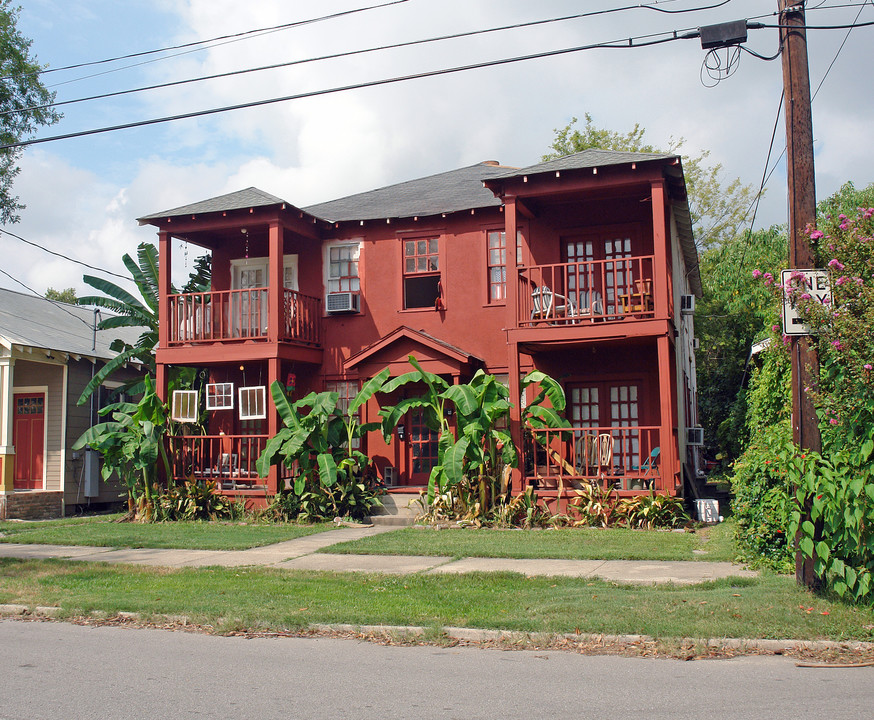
[[0, 28, 701, 151], [3, 2, 747, 120], [1, 0, 410, 84], [0, 265, 96, 329], [0, 228, 133, 282]]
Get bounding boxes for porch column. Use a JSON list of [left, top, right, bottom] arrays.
[[504, 197, 519, 331], [0, 357, 14, 493], [504, 198, 524, 490], [651, 180, 670, 318], [157, 231, 172, 402], [267, 356, 281, 495], [268, 221, 282, 343], [657, 334, 679, 493]]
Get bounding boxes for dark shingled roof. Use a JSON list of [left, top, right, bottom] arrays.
[[138, 187, 287, 221], [302, 162, 513, 222], [490, 149, 677, 180]]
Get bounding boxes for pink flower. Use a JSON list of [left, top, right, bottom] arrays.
[[837, 276, 847, 285], [752, 269, 762, 279], [829, 418, 839, 425], [828, 259, 844, 270], [772, 324, 780, 332], [800, 293, 811, 300], [810, 229, 824, 240], [865, 364, 873, 371], [832, 340, 842, 350]]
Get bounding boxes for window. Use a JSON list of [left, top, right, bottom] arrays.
[[403, 237, 441, 309], [328, 244, 361, 294], [487, 230, 507, 303], [238, 386, 267, 420], [171, 390, 199, 422], [206, 383, 234, 410], [326, 379, 361, 448]]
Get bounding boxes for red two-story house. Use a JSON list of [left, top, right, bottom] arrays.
[[139, 149, 702, 508]]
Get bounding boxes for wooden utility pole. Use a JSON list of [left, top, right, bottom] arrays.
[[779, 0, 820, 589]]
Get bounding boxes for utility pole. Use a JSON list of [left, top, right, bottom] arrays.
[[778, 0, 820, 589]]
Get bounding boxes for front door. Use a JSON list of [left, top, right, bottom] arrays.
[[405, 408, 438, 485], [13, 393, 45, 490]]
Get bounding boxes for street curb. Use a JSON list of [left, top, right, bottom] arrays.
[[3, 607, 872, 655]]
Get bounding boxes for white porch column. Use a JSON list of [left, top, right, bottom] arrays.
[[0, 356, 15, 492]]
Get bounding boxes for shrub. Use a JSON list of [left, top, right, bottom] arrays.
[[729, 420, 794, 571]]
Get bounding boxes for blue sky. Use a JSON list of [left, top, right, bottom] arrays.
[[5, 0, 873, 294]]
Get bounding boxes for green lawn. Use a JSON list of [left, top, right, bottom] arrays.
[[0, 515, 335, 551], [324, 522, 738, 563], [1, 558, 869, 643]]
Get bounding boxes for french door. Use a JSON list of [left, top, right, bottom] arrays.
[[569, 381, 641, 472]]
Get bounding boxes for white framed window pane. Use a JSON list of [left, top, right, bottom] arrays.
[[239, 386, 267, 420], [171, 390, 198, 422], [205, 383, 234, 410]]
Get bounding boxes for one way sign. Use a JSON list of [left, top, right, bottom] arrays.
[[781, 269, 831, 336]]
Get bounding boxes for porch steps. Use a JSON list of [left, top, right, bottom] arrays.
[[367, 493, 421, 526]]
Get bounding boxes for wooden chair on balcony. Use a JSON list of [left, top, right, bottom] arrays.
[[619, 279, 653, 316]]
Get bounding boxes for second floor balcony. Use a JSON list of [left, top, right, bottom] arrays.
[[166, 288, 321, 347], [517, 256, 657, 329]]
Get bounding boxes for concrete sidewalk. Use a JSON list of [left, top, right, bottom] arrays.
[[0, 525, 758, 585]]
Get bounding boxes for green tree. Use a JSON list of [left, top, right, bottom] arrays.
[[0, 1, 62, 223], [543, 113, 757, 251], [45, 287, 77, 304]]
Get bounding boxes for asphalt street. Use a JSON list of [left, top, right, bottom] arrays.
[[2, 620, 872, 720]]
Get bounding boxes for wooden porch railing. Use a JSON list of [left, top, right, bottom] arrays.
[[525, 425, 662, 492], [517, 256, 655, 328], [167, 434, 268, 490], [167, 288, 321, 346]]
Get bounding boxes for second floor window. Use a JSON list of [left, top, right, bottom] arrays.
[[403, 237, 441, 309], [328, 244, 360, 294], [487, 230, 507, 303]]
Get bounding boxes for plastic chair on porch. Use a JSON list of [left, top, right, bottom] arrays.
[[595, 433, 614, 487]]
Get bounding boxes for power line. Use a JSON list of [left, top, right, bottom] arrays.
[[0, 265, 96, 329], [2, 0, 410, 85], [1, 3, 743, 120], [0, 228, 133, 282], [0, 28, 702, 151]]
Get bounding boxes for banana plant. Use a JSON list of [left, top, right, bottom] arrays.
[[72, 375, 172, 521], [256, 369, 389, 496]]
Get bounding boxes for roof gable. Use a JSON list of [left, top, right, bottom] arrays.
[[345, 326, 483, 375]]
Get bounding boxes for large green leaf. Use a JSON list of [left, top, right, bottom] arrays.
[[349, 367, 390, 416], [442, 384, 478, 416], [443, 436, 470, 486], [317, 453, 338, 487], [270, 382, 300, 429]]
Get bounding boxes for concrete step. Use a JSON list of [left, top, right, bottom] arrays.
[[367, 493, 422, 526]]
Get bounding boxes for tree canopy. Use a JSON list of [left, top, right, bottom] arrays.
[[543, 114, 757, 251], [0, 0, 61, 224]]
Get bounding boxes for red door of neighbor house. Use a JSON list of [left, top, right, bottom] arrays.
[[13, 393, 45, 490], [405, 408, 438, 485]]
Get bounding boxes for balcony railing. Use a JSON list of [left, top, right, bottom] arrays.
[[167, 288, 321, 346], [525, 425, 662, 492], [518, 256, 655, 328], [168, 434, 269, 490]]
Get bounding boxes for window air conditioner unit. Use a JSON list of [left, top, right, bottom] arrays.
[[326, 292, 359, 313], [686, 427, 705, 446], [680, 294, 695, 315]]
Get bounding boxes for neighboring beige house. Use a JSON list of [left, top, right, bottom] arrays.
[[0, 288, 142, 519]]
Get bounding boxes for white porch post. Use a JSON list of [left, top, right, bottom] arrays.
[[0, 356, 15, 493]]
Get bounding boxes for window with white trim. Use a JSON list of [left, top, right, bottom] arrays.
[[206, 383, 234, 410], [238, 386, 267, 420], [171, 390, 199, 422]]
